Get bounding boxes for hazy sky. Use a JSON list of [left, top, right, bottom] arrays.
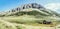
[[0, 0, 60, 13]]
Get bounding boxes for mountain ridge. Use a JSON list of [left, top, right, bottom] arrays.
[[0, 3, 60, 17]]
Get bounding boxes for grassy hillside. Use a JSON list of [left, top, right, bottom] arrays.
[[0, 15, 58, 29], [0, 8, 60, 29]]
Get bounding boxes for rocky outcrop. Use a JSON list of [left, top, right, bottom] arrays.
[[9, 3, 44, 12]]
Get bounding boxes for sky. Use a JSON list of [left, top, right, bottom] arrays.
[[0, 0, 60, 13]]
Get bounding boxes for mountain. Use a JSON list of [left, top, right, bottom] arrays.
[[0, 3, 60, 29], [0, 3, 60, 17]]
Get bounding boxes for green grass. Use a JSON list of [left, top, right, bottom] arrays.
[[0, 8, 59, 29], [0, 15, 59, 29]]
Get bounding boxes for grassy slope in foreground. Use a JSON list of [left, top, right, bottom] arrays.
[[0, 15, 56, 29], [0, 8, 60, 29]]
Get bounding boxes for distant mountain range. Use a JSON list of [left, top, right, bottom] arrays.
[[0, 3, 60, 17]]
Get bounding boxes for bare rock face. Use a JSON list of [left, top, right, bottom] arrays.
[[31, 3, 44, 9], [22, 3, 44, 9], [10, 3, 44, 12]]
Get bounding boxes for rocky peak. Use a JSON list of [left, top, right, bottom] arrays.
[[9, 3, 44, 12]]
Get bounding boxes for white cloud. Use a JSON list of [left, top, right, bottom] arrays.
[[45, 3, 60, 13]]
